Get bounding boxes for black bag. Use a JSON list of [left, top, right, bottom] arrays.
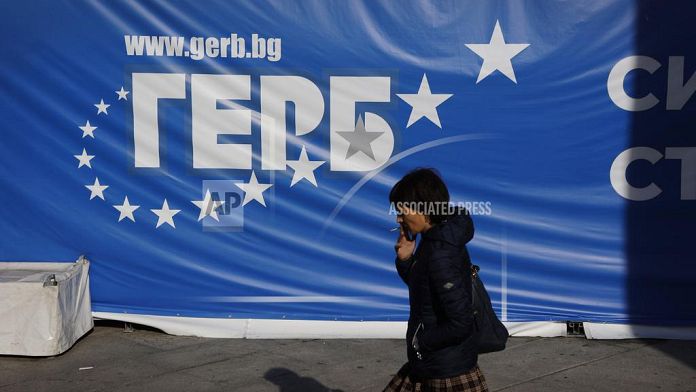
[[471, 264, 509, 353]]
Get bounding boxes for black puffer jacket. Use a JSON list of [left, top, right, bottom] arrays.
[[395, 210, 477, 380]]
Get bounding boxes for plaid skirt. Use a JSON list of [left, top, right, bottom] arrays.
[[383, 362, 488, 392]]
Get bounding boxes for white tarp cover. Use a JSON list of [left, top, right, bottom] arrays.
[[0, 257, 93, 356]]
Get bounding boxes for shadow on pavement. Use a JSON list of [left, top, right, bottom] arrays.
[[264, 367, 345, 392]]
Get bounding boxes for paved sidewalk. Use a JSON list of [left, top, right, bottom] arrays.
[[0, 322, 694, 391]]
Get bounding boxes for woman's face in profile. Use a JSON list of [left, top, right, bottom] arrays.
[[396, 205, 431, 236]]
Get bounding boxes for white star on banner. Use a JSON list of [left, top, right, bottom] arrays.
[[191, 189, 225, 221], [396, 74, 453, 128], [465, 20, 530, 83], [79, 120, 97, 138], [151, 199, 180, 228], [235, 171, 273, 207], [113, 196, 139, 222], [115, 87, 130, 101], [287, 145, 325, 187], [74, 148, 95, 168], [85, 177, 108, 200], [94, 99, 110, 115]]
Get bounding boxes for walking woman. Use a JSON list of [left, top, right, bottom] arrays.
[[383, 168, 488, 392]]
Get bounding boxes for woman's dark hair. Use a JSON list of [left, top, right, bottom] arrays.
[[389, 167, 450, 225]]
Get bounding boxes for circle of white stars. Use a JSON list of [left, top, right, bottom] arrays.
[[74, 87, 322, 229], [75, 21, 527, 230]]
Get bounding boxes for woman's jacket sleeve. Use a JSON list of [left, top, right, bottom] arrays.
[[395, 255, 415, 285]]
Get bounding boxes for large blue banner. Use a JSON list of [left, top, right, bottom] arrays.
[[1, 0, 695, 326]]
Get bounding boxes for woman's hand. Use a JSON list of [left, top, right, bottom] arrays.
[[394, 226, 416, 261]]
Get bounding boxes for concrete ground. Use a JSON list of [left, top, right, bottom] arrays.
[[1, 322, 695, 392]]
